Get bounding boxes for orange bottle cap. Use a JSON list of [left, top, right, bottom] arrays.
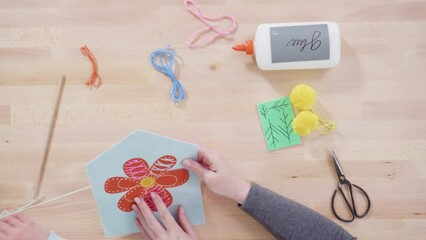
[[232, 40, 254, 55]]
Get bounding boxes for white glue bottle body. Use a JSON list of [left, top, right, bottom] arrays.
[[233, 22, 341, 70]]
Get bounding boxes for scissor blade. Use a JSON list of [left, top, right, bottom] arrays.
[[332, 150, 345, 178]]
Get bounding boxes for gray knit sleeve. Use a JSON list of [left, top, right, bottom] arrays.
[[239, 183, 355, 240]]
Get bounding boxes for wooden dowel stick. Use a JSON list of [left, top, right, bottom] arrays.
[[33, 75, 66, 199]]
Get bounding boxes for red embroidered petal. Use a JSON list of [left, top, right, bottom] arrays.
[[155, 169, 189, 188], [143, 186, 173, 211], [150, 155, 177, 177], [104, 177, 139, 194], [118, 186, 145, 212], [123, 158, 150, 180]]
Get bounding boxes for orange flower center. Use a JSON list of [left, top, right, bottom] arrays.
[[140, 177, 155, 188]]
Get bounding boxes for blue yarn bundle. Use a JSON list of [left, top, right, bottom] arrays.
[[150, 46, 187, 103]]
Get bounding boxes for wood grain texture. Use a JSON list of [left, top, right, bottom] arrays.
[[0, 0, 425, 239]]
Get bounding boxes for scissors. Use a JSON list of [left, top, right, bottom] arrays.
[[331, 150, 371, 222]]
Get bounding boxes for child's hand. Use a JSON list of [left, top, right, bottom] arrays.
[[133, 192, 199, 240], [182, 146, 251, 205], [0, 214, 49, 240]]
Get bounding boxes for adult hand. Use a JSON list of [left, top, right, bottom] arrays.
[[182, 146, 251, 205], [0, 214, 49, 240], [133, 192, 199, 240]]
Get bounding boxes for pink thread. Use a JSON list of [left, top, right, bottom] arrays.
[[184, 0, 237, 48]]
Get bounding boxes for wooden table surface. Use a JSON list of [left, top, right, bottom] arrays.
[[1, 0, 425, 239]]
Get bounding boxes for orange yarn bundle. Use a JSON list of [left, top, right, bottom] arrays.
[[80, 45, 102, 88]]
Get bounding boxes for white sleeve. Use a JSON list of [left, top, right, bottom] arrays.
[[48, 231, 65, 240]]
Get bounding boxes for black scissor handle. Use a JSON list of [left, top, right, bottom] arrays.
[[331, 183, 355, 222], [351, 184, 371, 218], [331, 182, 371, 222]]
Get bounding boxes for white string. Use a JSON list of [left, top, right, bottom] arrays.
[[0, 186, 91, 220], [0, 195, 44, 218]]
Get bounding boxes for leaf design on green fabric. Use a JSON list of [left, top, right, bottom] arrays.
[[269, 99, 289, 111], [259, 104, 269, 119], [264, 119, 281, 148], [278, 112, 293, 144]]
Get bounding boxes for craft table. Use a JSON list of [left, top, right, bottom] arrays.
[[0, 1, 425, 239]]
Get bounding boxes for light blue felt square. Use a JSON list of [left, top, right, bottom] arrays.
[[85, 130, 205, 237]]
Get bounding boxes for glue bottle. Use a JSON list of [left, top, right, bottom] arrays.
[[233, 22, 340, 70]]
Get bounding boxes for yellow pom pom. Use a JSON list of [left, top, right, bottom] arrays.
[[290, 84, 316, 111], [292, 111, 319, 136]]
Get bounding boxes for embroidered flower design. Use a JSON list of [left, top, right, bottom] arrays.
[[104, 155, 189, 212]]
